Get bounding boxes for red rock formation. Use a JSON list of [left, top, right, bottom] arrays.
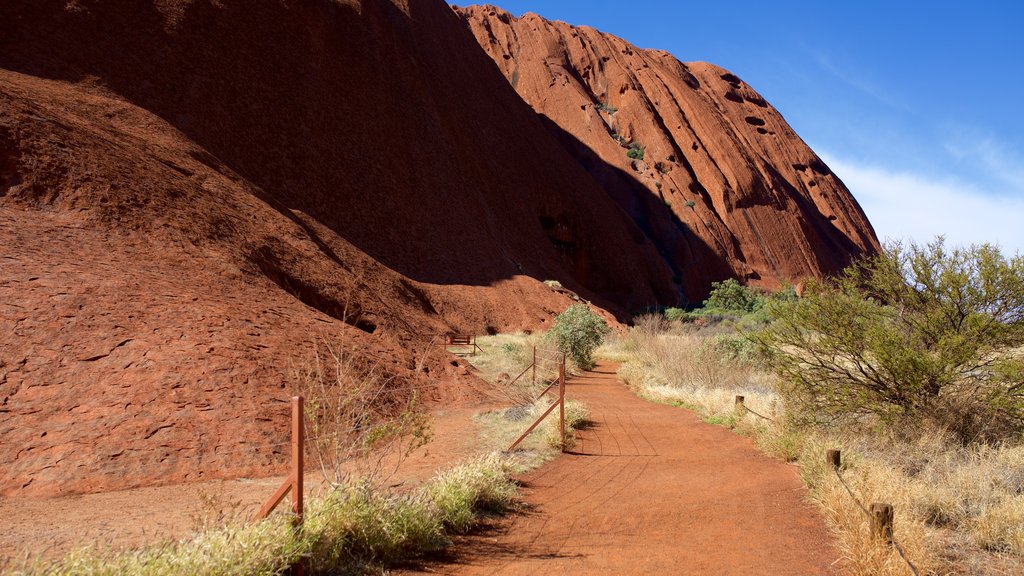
[[0, 0, 674, 496], [455, 5, 880, 300], [0, 0, 879, 498]]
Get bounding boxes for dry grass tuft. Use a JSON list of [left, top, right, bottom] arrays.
[[614, 323, 1024, 575]]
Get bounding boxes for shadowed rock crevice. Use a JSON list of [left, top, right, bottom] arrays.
[[456, 5, 880, 298]]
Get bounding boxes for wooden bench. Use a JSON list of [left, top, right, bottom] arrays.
[[445, 334, 481, 356]]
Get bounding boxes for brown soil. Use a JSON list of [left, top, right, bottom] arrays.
[[0, 0, 876, 504], [0, 0, 672, 498], [401, 362, 840, 575], [0, 404, 496, 562], [2, 363, 841, 574]]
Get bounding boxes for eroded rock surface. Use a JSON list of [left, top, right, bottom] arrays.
[[456, 5, 880, 299]]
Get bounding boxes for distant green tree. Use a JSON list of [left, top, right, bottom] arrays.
[[704, 278, 763, 314], [757, 238, 1024, 442], [549, 304, 611, 370]]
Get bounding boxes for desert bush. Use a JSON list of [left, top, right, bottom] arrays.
[[618, 312, 1024, 572], [13, 516, 303, 576], [626, 143, 645, 160], [424, 454, 517, 534], [549, 304, 610, 370], [304, 482, 444, 571], [703, 278, 763, 314], [633, 313, 670, 337], [663, 307, 694, 323], [758, 238, 1024, 442], [295, 342, 431, 487]]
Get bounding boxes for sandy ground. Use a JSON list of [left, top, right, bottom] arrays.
[[398, 361, 840, 575], [2, 363, 841, 575], [0, 405, 493, 563]]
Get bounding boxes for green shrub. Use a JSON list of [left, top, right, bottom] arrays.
[[549, 304, 611, 370], [626, 143, 645, 160], [424, 455, 516, 534], [703, 278, 763, 314], [757, 238, 1024, 442], [685, 200, 696, 208], [305, 481, 445, 570]]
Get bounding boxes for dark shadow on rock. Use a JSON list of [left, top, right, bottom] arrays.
[[0, 0, 677, 318], [536, 114, 736, 305]]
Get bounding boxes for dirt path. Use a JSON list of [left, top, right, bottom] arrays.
[[404, 361, 840, 575]]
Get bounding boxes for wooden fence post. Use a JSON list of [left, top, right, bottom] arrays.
[[870, 502, 894, 543], [826, 449, 841, 470], [291, 396, 304, 527], [559, 354, 566, 451], [532, 345, 537, 386], [734, 395, 745, 412]]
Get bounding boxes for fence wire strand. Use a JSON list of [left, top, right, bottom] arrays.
[[740, 404, 775, 423], [832, 467, 921, 576]]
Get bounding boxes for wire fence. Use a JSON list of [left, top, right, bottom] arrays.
[[731, 398, 921, 576], [734, 396, 775, 423], [829, 453, 921, 576]]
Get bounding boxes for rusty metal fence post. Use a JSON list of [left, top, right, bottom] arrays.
[[507, 352, 568, 452], [255, 396, 304, 526]]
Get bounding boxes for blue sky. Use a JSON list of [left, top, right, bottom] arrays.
[[475, 1, 1024, 255]]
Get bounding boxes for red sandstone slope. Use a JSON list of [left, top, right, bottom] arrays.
[[0, 0, 675, 496], [456, 5, 880, 300]]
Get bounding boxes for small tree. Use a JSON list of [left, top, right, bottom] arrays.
[[549, 304, 611, 370], [757, 238, 1024, 442], [704, 278, 763, 314]]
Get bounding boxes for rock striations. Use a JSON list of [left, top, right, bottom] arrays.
[[0, 0, 673, 496], [455, 5, 879, 300], [0, 0, 877, 496]]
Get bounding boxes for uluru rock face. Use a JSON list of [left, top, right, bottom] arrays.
[[0, 0, 676, 496], [455, 5, 880, 300]]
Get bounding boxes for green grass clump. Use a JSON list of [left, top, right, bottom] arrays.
[[15, 454, 524, 576], [424, 454, 517, 534], [626, 143, 645, 160], [15, 515, 302, 576], [304, 481, 445, 572]]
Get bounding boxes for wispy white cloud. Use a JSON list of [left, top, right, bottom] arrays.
[[813, 53, 908, 111], [821, 153, 1024, 256], [942, 134, 1024, 196]]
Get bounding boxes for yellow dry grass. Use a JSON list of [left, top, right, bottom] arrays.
[[611, 327, 1024, 575]]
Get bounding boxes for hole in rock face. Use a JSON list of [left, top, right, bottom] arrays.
[[792, 163, 808, 172], [682, 73, 701, 90], [744, 116, 766, 126], [724, 91, 743, 103], [809, 157, 832, 175], [719, 72, 742, 85], [756, 127, 768, 135]]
